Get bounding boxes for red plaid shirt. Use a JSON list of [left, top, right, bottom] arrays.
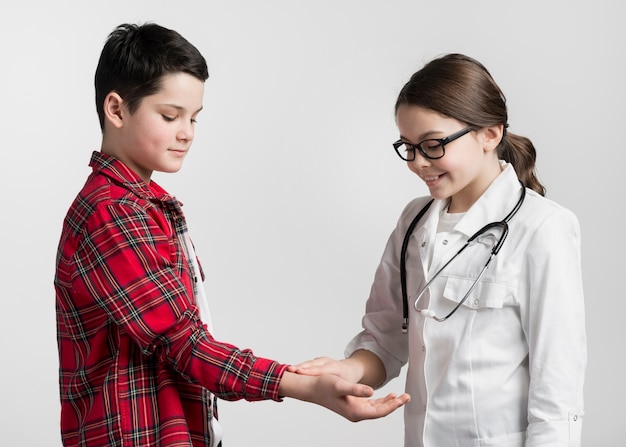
[[55, 151, 287, 446]]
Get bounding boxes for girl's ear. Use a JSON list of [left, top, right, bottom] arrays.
[[103, 92, 125, 129], [481, 124, 504, 153]]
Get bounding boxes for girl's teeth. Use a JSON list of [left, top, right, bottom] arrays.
[[425, 175, 439, 181]]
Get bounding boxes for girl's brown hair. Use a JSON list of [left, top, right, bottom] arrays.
[[395, 53, 545, 196]]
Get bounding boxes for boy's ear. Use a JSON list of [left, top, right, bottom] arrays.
[[481, 124, 504, 153], [103, 92, 125, 129]]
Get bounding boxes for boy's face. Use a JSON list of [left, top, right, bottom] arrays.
[[105, 72, 204, 182]]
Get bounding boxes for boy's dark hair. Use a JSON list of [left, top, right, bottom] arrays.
[[95, 23, 209, 130]]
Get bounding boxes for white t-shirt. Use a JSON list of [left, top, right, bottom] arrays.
[[183, 233, 223, 447]]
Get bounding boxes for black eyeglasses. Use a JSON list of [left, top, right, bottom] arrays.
[[392, 126, 476, 161]]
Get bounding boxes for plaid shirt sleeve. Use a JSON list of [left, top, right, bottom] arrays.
[[66, 194, 287, 401]]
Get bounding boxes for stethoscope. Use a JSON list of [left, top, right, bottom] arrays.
[[400, 183, 526, 332]]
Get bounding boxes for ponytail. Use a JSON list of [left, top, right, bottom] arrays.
[[499, 131, 546, 196]]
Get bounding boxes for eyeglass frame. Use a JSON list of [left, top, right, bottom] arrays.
[[392, 125, 476, 161]]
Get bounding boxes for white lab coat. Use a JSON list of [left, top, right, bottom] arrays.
[[346, 163, 586, 446]]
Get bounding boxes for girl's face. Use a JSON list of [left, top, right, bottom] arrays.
[[395, 104, 503, 213]]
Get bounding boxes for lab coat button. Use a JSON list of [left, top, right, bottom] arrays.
[[421, 241, 426, 247], [442, 239, 448, 245], [421, 345, 425, 352], [473, 299, 479, 306]]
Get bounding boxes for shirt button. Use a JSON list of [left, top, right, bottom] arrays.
[[473, 299, 479, 306], [421, 345, 425, 352], [421, 241, 426, 247], [442, 239, 448, 245]]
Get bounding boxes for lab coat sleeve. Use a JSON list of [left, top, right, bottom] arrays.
[[521, 207, 586, 446], [345, 201, 424, 386]]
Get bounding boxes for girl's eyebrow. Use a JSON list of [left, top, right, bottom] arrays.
[[399, 130, 441, 143]]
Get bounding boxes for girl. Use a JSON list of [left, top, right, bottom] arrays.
[[293, 53, 586, 446]]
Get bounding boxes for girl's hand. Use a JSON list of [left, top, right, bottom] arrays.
[[288, 350, 387, 389], [288, 356, 360, 383]]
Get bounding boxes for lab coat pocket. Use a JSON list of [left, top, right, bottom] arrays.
[[442, 276, 514, 310]]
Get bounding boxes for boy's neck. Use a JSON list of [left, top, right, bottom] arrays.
[[100, 143, 153, 184]]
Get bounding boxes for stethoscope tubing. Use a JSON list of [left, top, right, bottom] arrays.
[[400, 183, 525, 332]]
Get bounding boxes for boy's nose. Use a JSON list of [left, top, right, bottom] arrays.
[[177, 123, 194, 141]]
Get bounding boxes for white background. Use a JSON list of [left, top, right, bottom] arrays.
[[0, 1, 623, 445]]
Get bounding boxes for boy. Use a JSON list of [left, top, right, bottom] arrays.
[[54, 22, 409, 446]]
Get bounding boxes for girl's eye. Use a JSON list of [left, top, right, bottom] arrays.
[[162, 115, 176, 122], [424, 141, 442, 151]]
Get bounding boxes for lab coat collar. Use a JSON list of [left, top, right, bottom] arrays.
[[451, 162, 524, 237]]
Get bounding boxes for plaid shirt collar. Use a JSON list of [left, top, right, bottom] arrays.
[[89, 151, 180, 205]]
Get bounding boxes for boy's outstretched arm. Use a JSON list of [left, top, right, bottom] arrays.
[[277, 370, 409, 422]]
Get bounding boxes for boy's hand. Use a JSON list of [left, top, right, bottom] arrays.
[[278, 371, 410, 422]]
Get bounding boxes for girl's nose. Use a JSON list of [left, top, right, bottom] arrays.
[[410, 151, 432, 169]]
